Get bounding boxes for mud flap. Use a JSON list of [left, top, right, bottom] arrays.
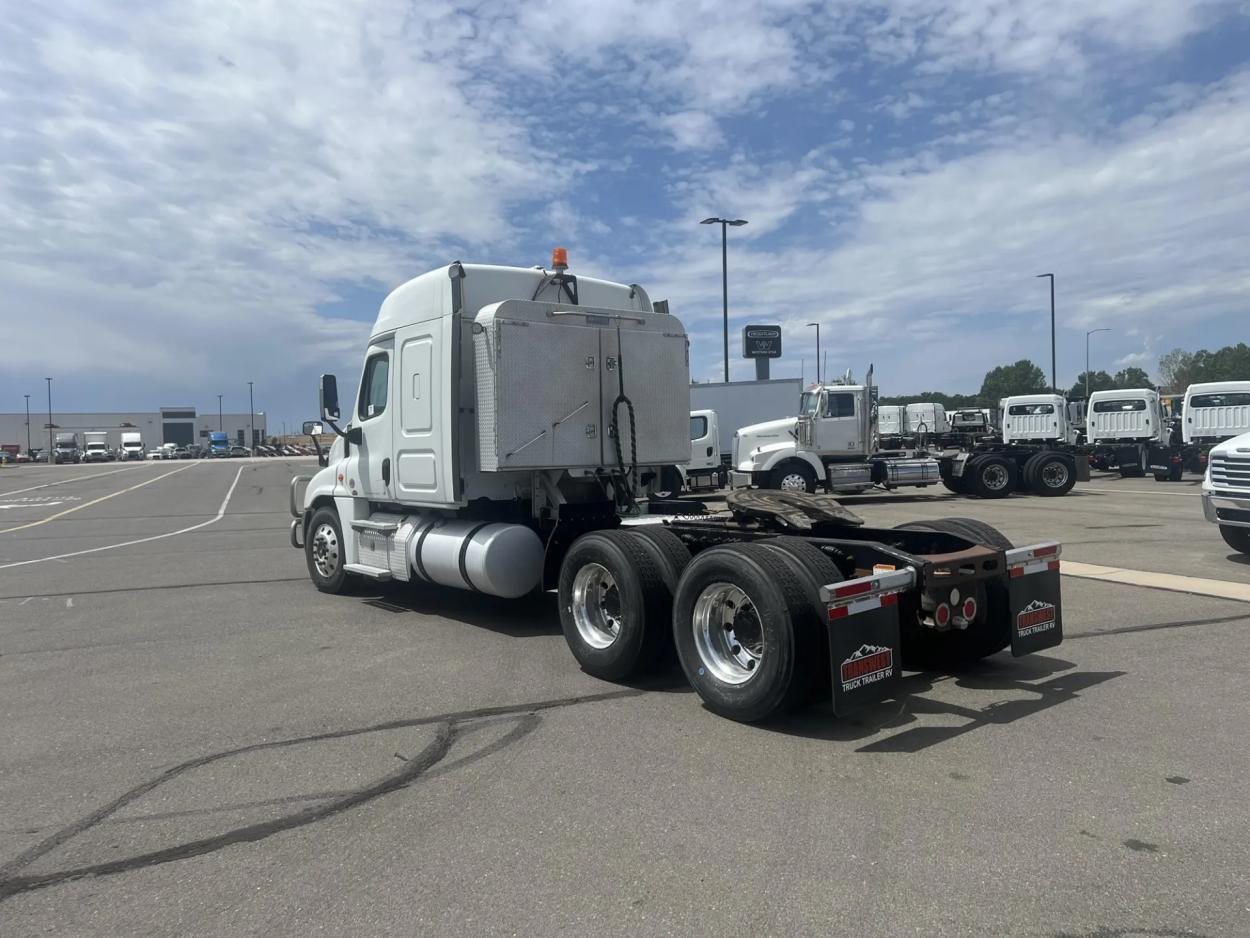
[[1005, 543, 1063, 656], [822, 569, 915, 716]]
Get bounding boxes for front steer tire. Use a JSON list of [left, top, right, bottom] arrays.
[[559, 531, 671, 682], [673, 543, 814, 723], [1218, 525, 1250, 556], [306, 506, 352, 595], [767, 461, 818, 494]]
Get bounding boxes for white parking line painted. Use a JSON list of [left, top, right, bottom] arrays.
[[0, 463, 198, 534], [1082, 487, 1202, 497], [1063, 560, 1250, 603], [0, 467, 245, 570], [0, 464, 146, 498]]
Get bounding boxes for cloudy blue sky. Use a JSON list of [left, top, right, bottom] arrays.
[[2, 0, 1249, 429]]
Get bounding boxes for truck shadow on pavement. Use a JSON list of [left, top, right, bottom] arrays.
[[360, 582, 562, 638], [764, 654, 1125, 753]]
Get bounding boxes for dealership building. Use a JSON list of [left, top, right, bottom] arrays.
[[0, 406, 267, 453]]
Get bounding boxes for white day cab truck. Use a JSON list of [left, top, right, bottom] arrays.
[[1201, 429, 1250, 555], [731, 384, 1088, 500], [120, 431, 144, 461], [289, 252, 1068, 724], [1149, 381, 1250, 482], [1082, 389, 1164, 477], [82, 431, 111, 463]]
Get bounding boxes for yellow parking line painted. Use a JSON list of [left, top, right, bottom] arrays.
[[0, 463, 198, 535], [1063, 560, 1250, 604]]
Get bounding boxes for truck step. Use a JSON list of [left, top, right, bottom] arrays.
[[343, 563, 393, 581], [350, 519, 400, 534]]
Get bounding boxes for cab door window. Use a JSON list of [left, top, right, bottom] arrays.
[[358, 353, 390, 421], [824, 393, 855, 418]]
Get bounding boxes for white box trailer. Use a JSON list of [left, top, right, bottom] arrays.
[[690, 378, 802, 458], [289, 252, 1069, 725]]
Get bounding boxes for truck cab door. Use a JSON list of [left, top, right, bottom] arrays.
[[349, 338, 395, 501], [689, 411, 716, 470], [813, 390, 862, 457]]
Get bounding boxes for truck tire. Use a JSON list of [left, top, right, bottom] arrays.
[[559, 531, 671, 681], [1025, 453, 1076, 496], [893, 518, 1011, 668], [767, 461, 817, 494], [760, 536, 846, 589], [672, 543, 813, 722], [1153, 462, 1183, 482], [306, 506, 352, 595], [1218, 525, 1250, 555], [759, 537, 846, 700], [968, 455, 1017, 499], [1119, 463, 1145, 478], [652, 466, 684, 499], [625, 525, 692, 590]]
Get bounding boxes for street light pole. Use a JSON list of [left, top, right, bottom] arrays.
[[1085, 328, 1111, 402], [217, 394, 223, 431], [45, 378, 53, 463], [1036, 273, 1056, 391], [247, 381, 255, 455], [24, 394, 31, 453], [807, 323, 821, 384], [701, 217, 748, 382]]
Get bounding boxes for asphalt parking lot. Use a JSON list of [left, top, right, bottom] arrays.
[[1, 461, 1247, 937]]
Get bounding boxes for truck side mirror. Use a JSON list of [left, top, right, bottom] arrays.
[[302, 420, 323, 436], [320, 374, 340, 422]]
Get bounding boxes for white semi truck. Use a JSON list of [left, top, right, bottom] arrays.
[[120, 431, 144, 461], [290, 252, 1068, 723], [82, 431, 111, 463], [1149, 381, 1250, 482], [731, 379, 1087, 499]]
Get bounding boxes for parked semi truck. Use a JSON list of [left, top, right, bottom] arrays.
[[120, 431, 144, 460], [290, 253, 1067, 723], [1083, 389, 1164, 477], [54, 432, 81, 464], [82, 431, 110, 463], [731, 381, 1087, 499], [1149, 381, 1250, 482], [208, 431, 230, 458], [1201, 428, 1250, 554]]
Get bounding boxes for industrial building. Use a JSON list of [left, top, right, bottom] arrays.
[[0, 406, 267, 454]]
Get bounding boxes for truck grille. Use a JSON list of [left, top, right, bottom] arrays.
[[1209, 453, 1250, 490]]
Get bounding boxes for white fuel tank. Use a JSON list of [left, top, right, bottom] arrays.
[[408, 520, 544, 599]]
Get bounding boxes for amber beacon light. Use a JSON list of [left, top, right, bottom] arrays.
[[551, 247, 568, 270]]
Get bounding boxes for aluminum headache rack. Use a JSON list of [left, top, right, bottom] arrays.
[[819, 543, 1063, 715]]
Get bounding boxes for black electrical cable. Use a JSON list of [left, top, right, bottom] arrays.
[[609, 324, 638, 509]]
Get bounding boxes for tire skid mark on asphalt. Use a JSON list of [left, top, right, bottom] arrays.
[[1062, 560, 1250, 603], [0, 467, 243, 570], [0, 689, 640, 901], [0, 575, 305, 602], [0, 463, 199, 535], [1065, 611, 1249, 639], [0, 465, 147, 499]]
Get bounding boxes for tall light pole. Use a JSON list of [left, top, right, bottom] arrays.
[[1085, 328, 1111, 402], [24, 394, 31, 453], [217, 394, 223, 431], [701, 217, 748, 382], [1036, 273, 1056, 391], [45, 378, 53, 463], [247, 381, 255, 455], [807, 323, 821, 384]]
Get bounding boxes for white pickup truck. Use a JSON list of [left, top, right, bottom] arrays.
[[1201, 430, 1250, 555]]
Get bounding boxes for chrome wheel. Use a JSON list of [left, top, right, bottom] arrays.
[[571, 563, 622, 649], [1040, 462, 1070, 488], [692, 583, 764, 685], [981, 463, 1009, 491], [779, 472, 808, 492], [310, 522, 341, 579]]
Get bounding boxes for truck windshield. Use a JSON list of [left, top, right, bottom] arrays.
[[800, 392, 819, 417], [689, 416, 707, 439]]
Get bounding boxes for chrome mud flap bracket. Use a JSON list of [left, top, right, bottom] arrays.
[[822, 568, 915, 716], [1005, 542, 1063, 656]]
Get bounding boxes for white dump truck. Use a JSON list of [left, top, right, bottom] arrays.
[[730, 378, 1087, 499], [1149, 381, 1250, 481], [290, 252, 1067, 723]]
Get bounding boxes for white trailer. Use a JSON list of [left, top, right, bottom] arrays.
[[289, 252, 1068, 724], [690, 378, 802, 459]]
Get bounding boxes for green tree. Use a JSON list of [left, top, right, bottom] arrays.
[[1157, 348, 1195, 391], [1112, 366, 1152, 388], [980, 360, 1048, 402], [1068, 370, 1115, 399], [1158, 343, 1250, 390]]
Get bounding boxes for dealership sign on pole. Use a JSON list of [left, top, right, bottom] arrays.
[[742, 324, 782, 379]]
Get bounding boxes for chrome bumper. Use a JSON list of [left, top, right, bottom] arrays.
[[1202, 491, 1250, 528]]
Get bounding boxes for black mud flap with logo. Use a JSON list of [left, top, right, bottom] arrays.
[[1005, 543, 1063, 656], [822, 569, 914, 716]]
